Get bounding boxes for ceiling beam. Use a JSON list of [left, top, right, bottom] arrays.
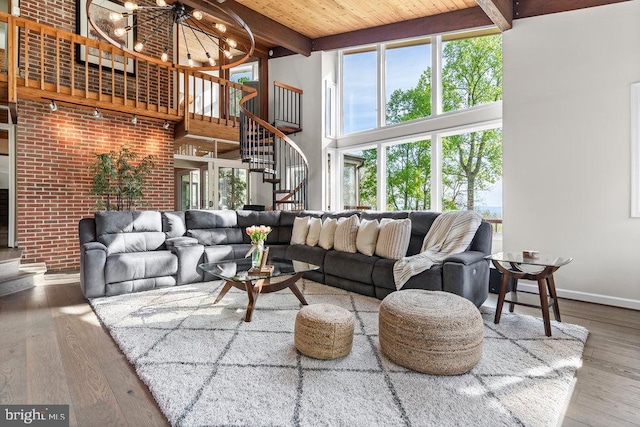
[[476, 0, 512, 31], [513, 0, 631, 19], [312, 7, 493, 52], [181, 0, 312, 56]]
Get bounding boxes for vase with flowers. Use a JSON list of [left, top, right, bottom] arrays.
[[245, 225, 272, 268]]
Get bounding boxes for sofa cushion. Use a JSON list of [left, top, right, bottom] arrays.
[[333, 214, 359, 253], [203, 245, 236, 263], [237, 210, 282, 244], [407, 211, 440, 256], [96, 210, 162, 235], [360, 211, 409, 222], [291, 216, 310, 245], [286, 244, 327, 271], [186, 210, 238, 229], [105, 250, 177, 284], [356, 219, 379, 256], [372, 258, 442, 291], [306, 217, 322, 246], [375, 218, 412, 260], [188, 228, 243, 245], [324, 250, 379, 285], [106, 276, 176, 296], [162, 211, 186, 238]]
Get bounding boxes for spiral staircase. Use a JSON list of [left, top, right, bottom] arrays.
[[239, 82, 308, 211]]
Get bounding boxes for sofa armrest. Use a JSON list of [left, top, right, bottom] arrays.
[[443, 251, 487, 266], [80, 242, 107, 298], [166, 236, 199, 250], [172, 243, 205, 285], [442, 255, 489, 307]]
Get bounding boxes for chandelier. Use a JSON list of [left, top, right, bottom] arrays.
[[85, 0, 255, 70]]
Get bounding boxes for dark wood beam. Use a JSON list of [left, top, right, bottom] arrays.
[[312, 7, 493, 52], [476, 0, 513, 31], [514, 0, 631, 19], [181, 0, 312, 56]]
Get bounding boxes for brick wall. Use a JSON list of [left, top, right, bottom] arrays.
[[16, 99, 174, 270]]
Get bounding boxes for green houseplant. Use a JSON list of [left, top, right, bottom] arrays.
[[89, 144, 156, 211]]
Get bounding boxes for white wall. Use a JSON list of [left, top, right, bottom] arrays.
[[503, 1, 640, 308], [268, 52, 325, 210]]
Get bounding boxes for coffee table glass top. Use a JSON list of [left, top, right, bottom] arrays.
[[200, 257, 319, 282], [487, 252, 572, 268]]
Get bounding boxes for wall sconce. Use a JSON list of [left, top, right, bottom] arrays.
[[163, 120, 170, 130], [131, 115, 138, 125], [92, 108, 102, 119], [48, 100, 58, 112]]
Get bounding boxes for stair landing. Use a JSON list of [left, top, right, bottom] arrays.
[[0, 248, 46, 297]]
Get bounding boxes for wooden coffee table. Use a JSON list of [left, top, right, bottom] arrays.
[[487, 252, 572, 336], [199, 257, 319, 322]]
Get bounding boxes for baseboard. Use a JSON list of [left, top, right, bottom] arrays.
[[516, 282, 640, 311]]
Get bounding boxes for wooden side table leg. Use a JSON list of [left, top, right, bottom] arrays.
[[244, 280, 258, 322], [494, 270, 511, 324], [509, 278, 518, 313], [547, 274, 561, 322], [538, 278, 552, 336]]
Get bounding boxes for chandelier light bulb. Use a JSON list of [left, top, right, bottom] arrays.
[[226, 38, 237, 49], [206, 52, 215, 66], [124, 1, 138, 11], [224, 50, 232, 59], [161, 49, 169, 62], [155, 0, 167, 6], [187, 54, 194, 67], [215, 23, 226, 33], [192, 10, 203, 20], [114, 27, 128, 37], [109, 11, 123, 21], [134, 39, 146, 52]]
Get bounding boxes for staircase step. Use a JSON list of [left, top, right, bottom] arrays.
[[274, 189, 293, 193], [0, 248, 23, 280], [276, 199, 302, 204], [244, 158, 275, 165], [250, 168, 277, 175], [0, 271, 37, 297], [264, 178, 281, 184]]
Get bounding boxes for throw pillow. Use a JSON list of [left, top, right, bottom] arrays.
[[375, 218, 412, 260], [333, 214, 359, 253], [306, 217, 322, 246], [356, 218, 380, 256], [290, 216, 310, 245], [318, 218, 338, 250]]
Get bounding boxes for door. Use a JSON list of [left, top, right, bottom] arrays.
[[178, 170, 200, 210], [217, 167, 248, 210]]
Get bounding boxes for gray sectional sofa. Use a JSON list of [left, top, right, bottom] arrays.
[[78, 209, 492, 306]]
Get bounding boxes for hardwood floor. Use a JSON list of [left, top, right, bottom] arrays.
[[0, 277, 638, 426]]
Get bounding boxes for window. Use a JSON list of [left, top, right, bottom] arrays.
[[442, 32, 502, 113], [442, 128, 502, 216], [342, 49, 377, 135], [343, 148, 376, 210], [325, 80, 336, 138], [385, 40, 431, 125], [386, 138, 431, 211]]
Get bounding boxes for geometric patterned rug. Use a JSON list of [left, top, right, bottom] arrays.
[[90, 280, 589, 427]]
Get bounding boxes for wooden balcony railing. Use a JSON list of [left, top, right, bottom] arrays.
[[0, 11, 249, 136]]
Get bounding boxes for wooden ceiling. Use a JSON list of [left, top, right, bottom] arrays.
[[233, 0, 480, 39], [181, 0, 631, 57]]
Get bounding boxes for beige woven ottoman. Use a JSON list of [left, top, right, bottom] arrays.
[[294, 304, 355, 360], [379, 290, 484, 375]]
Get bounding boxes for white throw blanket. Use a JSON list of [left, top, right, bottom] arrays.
[[393, 210, 482, 290]]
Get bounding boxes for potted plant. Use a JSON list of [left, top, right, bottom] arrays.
[[89, 144, 156, 211]]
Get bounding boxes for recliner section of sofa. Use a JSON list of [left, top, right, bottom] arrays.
[[79, 209, 492, 307]]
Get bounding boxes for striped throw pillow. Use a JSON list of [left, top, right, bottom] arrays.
[[375, 218, 411, 260], [333, 214, 359, 253]]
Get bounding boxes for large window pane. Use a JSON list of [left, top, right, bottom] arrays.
[[218, 167, 247, 210], [442, 34, 502, 113], [343, 50, 377, 135], [442, 128, 502, 218], [343, 149, 377, 209], [385, 40, 431, 124], [386, 139, 431, 211]]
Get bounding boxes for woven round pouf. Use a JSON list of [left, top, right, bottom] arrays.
[[295, 304, 355, 360], [379, 290, 484, 375]]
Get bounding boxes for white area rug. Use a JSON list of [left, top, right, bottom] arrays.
[[90, 280, 588, 427]]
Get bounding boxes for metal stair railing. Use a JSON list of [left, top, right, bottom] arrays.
[[239, 87, 308, 210]]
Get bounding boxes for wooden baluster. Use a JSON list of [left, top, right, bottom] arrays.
[[70, 37, 75, 97], [156, 65, 160, 112], [209, 79, 213, 122], [110, 46, 115, 102], [200, 76, 204, 119], [55, 31, 60, 94], [123, 52, 127, 106], [39, 27, 44, 89], [85, 41, 89, 98], [7, 17, 16, 102], [98, 47, 102, 102], [135, 60, 139, 109], [146, 62, 150, 108], [24, 27, 28, 87]]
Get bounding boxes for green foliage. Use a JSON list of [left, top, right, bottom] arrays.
[[358, 34, 502, 211], [89, 144, 156, 211], [219, 169, 247, 210]]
